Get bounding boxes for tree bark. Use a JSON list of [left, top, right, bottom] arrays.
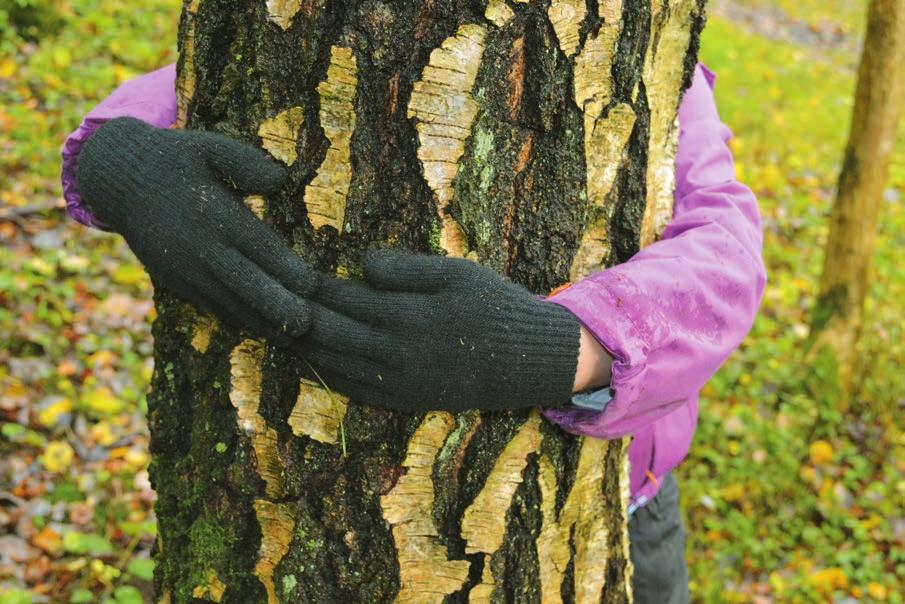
[[149, 1, 704, 602], [808, 0, 905, 400]]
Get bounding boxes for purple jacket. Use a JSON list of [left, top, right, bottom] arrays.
[[61, 63, 766, 506]]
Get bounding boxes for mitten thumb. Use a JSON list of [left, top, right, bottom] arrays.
[[198, 131, 286, 195]]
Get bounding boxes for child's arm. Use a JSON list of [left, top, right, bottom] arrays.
[[61, 64, 177, 229], [544, 64, 767, 438]]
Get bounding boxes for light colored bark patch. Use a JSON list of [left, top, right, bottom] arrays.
[[253, 499, 297, 604], [536, 437, 612, 603], [565, 437, 611, 603], [584, 102, 636, 207], [191, 314, 218, 353], [266, 0, 303, 30], [536, 454, 571, 604], [460, 410, 542, 554], [175, 0, 200, 128], [459, 411, 542, 598], [244, 194, 267, 220], [485, 0, 514, 27], [617, 436, 635, 601], [548, 0, 587, 57], [639, 0, 699, 247], [228, 339, 286, 499], [569, 215, 610, 283], [304, 45, 357, 232], [408, 23, 488, 257], [287, 377, 349, 444], [192, 570, 226, 602], [572, 0, 622, 109], [380, 412, 470, 602], [570, 102, 637, 280], [258, 106, 304, 166]]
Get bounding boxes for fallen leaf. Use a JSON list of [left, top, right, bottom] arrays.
[[31, 526, 63, 556], [40, 441, 75, 473], [81, 387, 123, 415], [810, 567, 848, 592], [809, 439, 833, 465], [37, 397, 73, 428]]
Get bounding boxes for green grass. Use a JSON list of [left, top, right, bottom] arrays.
[[1, 2, 903, 603]]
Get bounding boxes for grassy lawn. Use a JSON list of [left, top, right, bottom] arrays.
[[1, 1, 902, 602]]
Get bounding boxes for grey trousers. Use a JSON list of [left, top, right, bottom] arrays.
[[628, 473, 691, 604]]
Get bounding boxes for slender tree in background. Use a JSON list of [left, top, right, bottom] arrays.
[[148, 0, 704, 601], [808, 0, 905, 401]]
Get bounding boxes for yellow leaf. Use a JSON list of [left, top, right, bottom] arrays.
[[768, 571, 786, 594], [721, 483, 745, 503], [108, 446, 131, 460], [799, 466, 817, 483], [866, 582, 888, 600], [125, 448, 150, 469], [0, 58, 15, 78], [810, 567, 848, 592], [809, 440, 834, 465], [28, 257, 56, 276], [90, 421, 118, 447], [111, 264, 147, 286], [60, 254, 90, 272], [38, 398, 73, 428], [87, 350, 118, 367], [82, 387, 123, 415], [41, 72, 65, 90], [113, 64, 136, 84], [41, 441, 75, 473]]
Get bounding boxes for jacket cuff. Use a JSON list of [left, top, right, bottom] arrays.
[[60, 64, 177, 229], [541, 271, 679, 440]]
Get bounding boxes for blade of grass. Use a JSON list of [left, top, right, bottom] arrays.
[[301, 357, 347, 458]]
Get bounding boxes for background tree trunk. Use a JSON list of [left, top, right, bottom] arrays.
[[807, 0, 905, 402], [149, 1, 704, 602]]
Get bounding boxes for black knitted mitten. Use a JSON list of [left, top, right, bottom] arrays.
[[301, 250, 581, 412], [77, 117, 317, 341]]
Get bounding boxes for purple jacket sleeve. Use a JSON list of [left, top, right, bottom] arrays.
[[61, 64, 178, 229], [543, 64, 767, 439]]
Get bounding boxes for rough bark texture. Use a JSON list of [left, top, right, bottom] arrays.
[[808, 0, 905, 399], [149, 1, 704, 602]]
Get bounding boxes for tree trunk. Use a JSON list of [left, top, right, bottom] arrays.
[[808, 0, 905, 401], [149, 1, 704, 602]]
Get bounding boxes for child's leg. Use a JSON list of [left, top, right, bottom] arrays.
[[628, 473, 690, 603]]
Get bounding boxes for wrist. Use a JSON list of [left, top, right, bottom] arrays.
[[572, 325, 613, 392]]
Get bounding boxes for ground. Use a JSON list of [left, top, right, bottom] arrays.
[[0, 0, 903, 602]]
